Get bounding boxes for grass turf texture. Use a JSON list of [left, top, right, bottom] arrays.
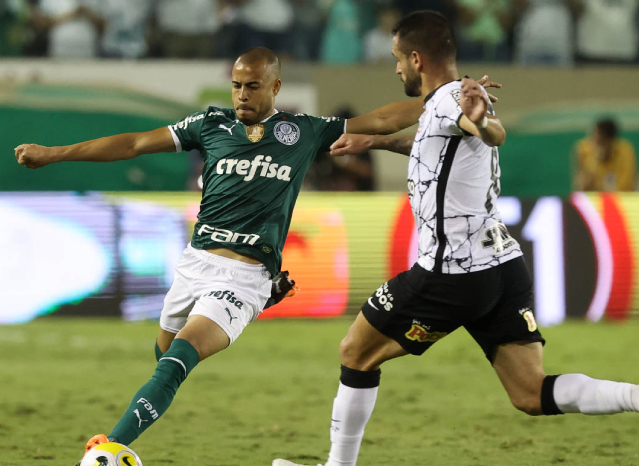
[[1, 318, 638, 466]]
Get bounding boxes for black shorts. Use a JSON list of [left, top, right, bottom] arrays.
[[362, 257, 545, 362]]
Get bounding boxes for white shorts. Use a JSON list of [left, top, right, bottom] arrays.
[[159, 243, 271, 345]]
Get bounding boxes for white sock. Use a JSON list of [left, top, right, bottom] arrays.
[[553, 373, 639, 414], [326, 382, 378, 466]]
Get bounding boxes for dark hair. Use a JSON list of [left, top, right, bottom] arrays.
[[596, 118, 618, 139], [392, 10, 456, 62]]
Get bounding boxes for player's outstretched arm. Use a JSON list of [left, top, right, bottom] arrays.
[[330, 134, 414, 157], [14, 127, 176, 169], [345, 75, 503, 136], [458, 77, 506, 147], [346, 100, 424, 135]]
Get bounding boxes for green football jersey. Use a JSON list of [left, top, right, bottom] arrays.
[[169, 107, 345, 277]]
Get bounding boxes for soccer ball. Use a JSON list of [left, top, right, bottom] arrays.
[[79, 442, 143, 466]]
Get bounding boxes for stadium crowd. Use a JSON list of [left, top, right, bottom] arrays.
[[1, 0, 638, 65]]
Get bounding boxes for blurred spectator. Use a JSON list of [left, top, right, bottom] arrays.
[[453, 0, 512, 62], [32, 0, 104, 58], [321, 0, 362, 64], [513, 0, 574, 66], [364, 6, 401, 63], [291, 0, 324, 61], [394, 0, 455, 17], [153, 0, 221, 59], [573, 118, 637, 192], [99, 0, 154, 58], [571, 0, 639, 63], [307, 107, 376, 191], [238, 0, 294, 56], [0, 0, 30, 56], [212, 0, 244, 58]]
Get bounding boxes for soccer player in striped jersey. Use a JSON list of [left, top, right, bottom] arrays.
[[274, 10, 639, 466]]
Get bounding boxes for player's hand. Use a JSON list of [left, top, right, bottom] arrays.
[[14, 144, 55, 169], [460, 77, 491, 125], [476, 75, 501, 103], [329, 134, 373, 157], [270, 271, 299, 305]]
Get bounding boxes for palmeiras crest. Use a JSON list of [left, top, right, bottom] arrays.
[[274, 121, 300, 145]]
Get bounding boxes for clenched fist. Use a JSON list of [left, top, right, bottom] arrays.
[[14, 144, 55, 169]]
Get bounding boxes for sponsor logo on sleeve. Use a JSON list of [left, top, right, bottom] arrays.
[[451, 89, 462, 111], [172, 113, 205, 130], [407, 179, 415, 196]]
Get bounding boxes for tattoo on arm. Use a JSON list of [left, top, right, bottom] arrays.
[[373, 135, 414, 156]]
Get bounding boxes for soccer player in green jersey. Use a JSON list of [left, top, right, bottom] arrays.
[[14, 47, 431, 463]]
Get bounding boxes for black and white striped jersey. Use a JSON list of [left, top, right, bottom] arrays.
[[408, 80, 522, 274]]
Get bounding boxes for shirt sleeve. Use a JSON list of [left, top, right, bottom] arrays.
[[435, 87, 494, 137], [308, 116, 347, 152], [168, 110, 207, 152], [434, 89, 466, 136]]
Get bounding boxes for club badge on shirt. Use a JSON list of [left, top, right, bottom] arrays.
[[274, 121, 300, 145], [246, 124, 265, 143]]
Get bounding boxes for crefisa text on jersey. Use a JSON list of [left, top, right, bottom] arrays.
[[216, 154, 292, 182]]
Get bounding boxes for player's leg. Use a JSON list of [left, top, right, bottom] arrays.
[[275, 264, 464, 466], [108, 315, 230, 445], [491, 341, 546, 415], [102, 247, 270, 448], [493, 340, 639, 415], [156, 328, 177, 360], [274, 313, 407, 466], [469, 257, 639, 416], [326, 311, 408, 466]]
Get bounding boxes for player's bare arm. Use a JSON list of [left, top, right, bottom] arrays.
[[458, 77, 506, 147], [330, 134, 414, 157], [14, 127, 176, 169], [345, 99, 423, 135], [346, 75, 502, 136]]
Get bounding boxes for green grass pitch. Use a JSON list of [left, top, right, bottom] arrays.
[[1, 317, 638, 466]]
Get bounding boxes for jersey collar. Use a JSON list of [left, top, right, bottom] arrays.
[[423, 79, 462, 104], [235, 109, 279, 124], [261, 109, 279, 123]]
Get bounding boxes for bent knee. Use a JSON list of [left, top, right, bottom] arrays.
[[339, 337, 364, 369], [511, 395, 543, 416], [339, 336, 377, 371]]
